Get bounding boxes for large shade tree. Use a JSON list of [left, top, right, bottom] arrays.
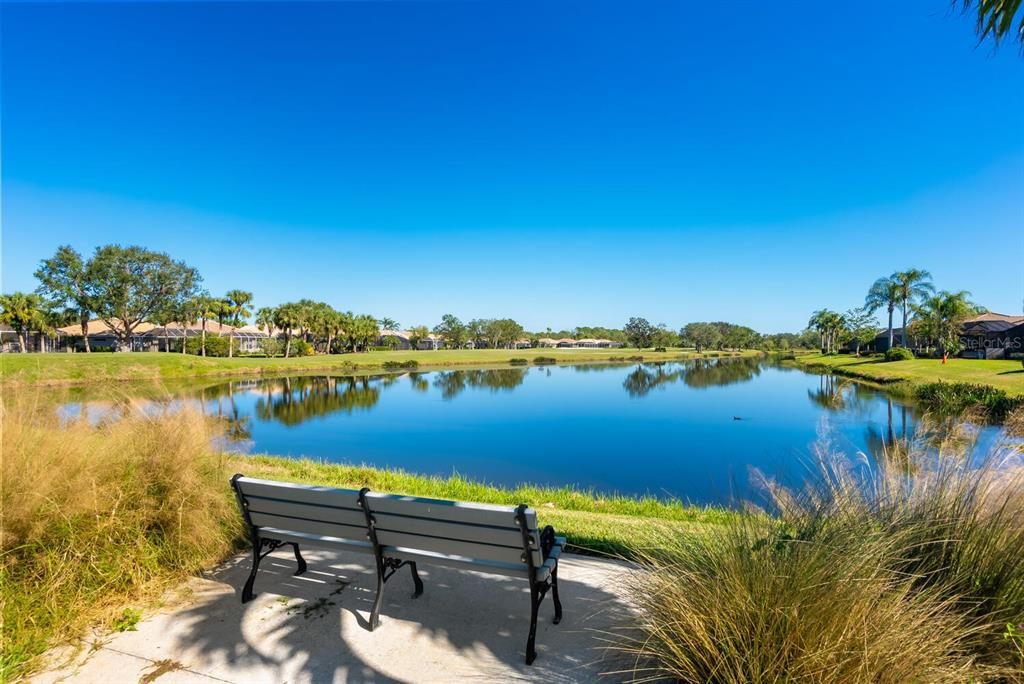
[[34, 246, 96, 352], [434, 314, 467, 349], [624, 317, 656, 349], [84, 245, 200, 350]]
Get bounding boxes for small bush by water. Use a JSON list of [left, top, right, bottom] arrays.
[[509, 357, 529, 365], [532, 356, 557, 365], [615, 411, 1024, 682], [884, 346, 915, 361], [381, 360, 419, 371]]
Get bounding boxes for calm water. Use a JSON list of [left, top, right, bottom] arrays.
[[61, 358, 1011, 505]]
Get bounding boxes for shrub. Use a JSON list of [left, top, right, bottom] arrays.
[[533, 357, 557, 365], [382, 360, 419, 371], [884, 347, 915, 362], [627, 355, 644, 362], [915, 382, 1022, 421], [288, 339, 314, 357], [258, 338, 283, 357], [184, 334, 238, 357], [509, 358, 529, 366], [0, 402, 240, 680], [615, 412, 1024, 681], [653, 347, 667, 353]]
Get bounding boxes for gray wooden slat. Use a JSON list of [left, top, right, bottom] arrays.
[[246, 497, 366, 528], [372, 513, 525, 548], [375, 529, 530, 565], [385, 547, 529, 579], [250, 511, 367, 541], [365, 493, 537, 529], [237, 477, 362, 509], [258, 528, 374, 555]]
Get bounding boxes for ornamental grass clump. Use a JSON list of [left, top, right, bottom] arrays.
[[0, 397, 241, 680], [614, 411, 1024, 683]]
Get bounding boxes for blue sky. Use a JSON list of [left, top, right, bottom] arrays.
[[2, 1, 1022, 332]]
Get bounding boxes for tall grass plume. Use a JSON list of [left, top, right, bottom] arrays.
[[0, 396, 241, 680], [613, 409, 1024, 682]]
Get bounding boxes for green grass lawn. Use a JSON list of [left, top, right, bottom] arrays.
[[0, 347, 759, 386], [794, 353, 1024, 396]]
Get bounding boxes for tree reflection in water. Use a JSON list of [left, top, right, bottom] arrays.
[[621, 357, 764, 397], [432, 368, 528, 400], [254, 376, 383, 426]]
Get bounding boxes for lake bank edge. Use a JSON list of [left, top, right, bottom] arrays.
[[0, 348, 763, 387]]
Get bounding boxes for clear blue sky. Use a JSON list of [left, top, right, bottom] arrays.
[[2, 1, 1022, 333]]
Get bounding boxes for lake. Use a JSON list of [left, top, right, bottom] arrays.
[[59, 357, 1011, 505]]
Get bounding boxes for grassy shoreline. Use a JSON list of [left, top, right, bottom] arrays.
[[791, 353, 1024, 396], [0, 348, 760, 386]]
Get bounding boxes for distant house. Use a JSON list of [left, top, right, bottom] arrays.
[[512, 338, 533, 349], [537, 337, 558, 348], [377, 330, 410, 350], [555, 338, 577, 348], [420, 334, 444, 350], [959, 313, 1024, 359], [56, 319, 157, 351], [0, 324, 57, 353]]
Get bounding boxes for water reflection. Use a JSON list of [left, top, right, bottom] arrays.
[[432, 368, 528, 400], [621, 356, 764, 397], [49, 358, 1013, 504], [253, 376, 383, 426]]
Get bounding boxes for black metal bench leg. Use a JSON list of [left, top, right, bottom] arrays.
[[369, 566, 385, 631], [290, 543, 307, 576], [408, 561, 424, 597], [551, 567, 562, 625], [241, 542, 262, 603], [525, 584, 541, 665]]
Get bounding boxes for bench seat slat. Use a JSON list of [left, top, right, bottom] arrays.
[[249, 511, 367, 541], [366, 493, 537, 530], [236, 477, 362, 509], [246, 497, 366, 528], [374, 529, 532, 566]]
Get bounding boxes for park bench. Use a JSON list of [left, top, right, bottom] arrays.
[[230, 474, 565, 664]]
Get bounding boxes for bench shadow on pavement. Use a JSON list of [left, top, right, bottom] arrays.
[[169, 547, 635, 683]]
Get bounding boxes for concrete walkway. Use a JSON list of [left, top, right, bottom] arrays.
[[32, 548, 638, 683]]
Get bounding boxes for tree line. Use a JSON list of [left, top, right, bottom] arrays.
[[4, 243, 820, 355]]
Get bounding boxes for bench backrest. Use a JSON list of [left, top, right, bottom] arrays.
[[232, 475, 543, 570], [233, 476, 368, 545], [363, 492, 543, 568]]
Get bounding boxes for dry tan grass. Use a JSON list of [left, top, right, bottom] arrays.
[[0, 396, 241, 680], [613, 408, 1024, 683]]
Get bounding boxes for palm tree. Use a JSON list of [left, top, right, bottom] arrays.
[[912, 290, 977, 359], [225, 290, 254, 326], [273, 303, 304, 358], [0, 292, 51, 352], [190, 294, 219, 357], [892, 269, 934, 348], [865, 276, 901, 350], [962, 0, 1024, 49], [377, 317, 399, 332]]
